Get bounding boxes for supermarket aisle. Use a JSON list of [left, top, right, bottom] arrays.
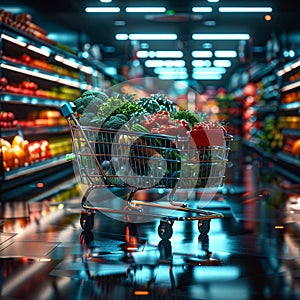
[[0, 145, 300, 300]]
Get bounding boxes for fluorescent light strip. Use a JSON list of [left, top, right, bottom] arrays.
[[54, 55, 79, 69], [214, 50, 237, 58], [281, 81, 300, 92], [192, 7, 213, 12], [154, 67, 187, 75], [125, 7, 166, 13], [193, 67, 226, 74], [1, 63, 80, 88], [1, 33, 26, 47], [192, 33, 250, 40], [145, 60, 185, 68], [137, 50, 183, 58], [213, 60, 232, 67], [158, 74, 189, 80], [116, 33, 177, 41], [192, 60, 212, 67], [192, 50, 213, 58], [192, 73, 222, 80], [85, 7, 120, 13], [219, 7, 272, 13], [129, 34, 177, 40], [27, 45, 51, 57], [277, 60, 300, 76], [80, 65, 94, 74]]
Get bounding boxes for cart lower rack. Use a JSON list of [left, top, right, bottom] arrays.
[[61, 103, 233, 240]]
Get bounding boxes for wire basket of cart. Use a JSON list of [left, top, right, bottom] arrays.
[[61, 102, 233, 240]]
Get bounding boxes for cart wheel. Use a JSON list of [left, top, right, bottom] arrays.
[[80, 211, 95, 231], [198, 220, 211, 235], [80, 230, 94, 246], [158, 221, 173, 240]]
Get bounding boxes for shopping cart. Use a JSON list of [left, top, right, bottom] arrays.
[[61, 102, 233, 239]]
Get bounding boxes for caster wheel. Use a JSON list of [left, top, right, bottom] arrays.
[[198, 220, 210, 235], [80, 230, 94, 246], [158, 221, 173, 240], [80, 211, 95, 231]]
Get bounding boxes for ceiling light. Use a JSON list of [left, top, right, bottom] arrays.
[[192, 60, 212, 67], [85, 7, 120, 13], [100, 0, 112, 2], [125, 7, 166, 13], [203, 20, 216, 26], [129, 34, 177, 40], [156, 51, 183, 58], [202, 42, 213, 49], [219, 7, 272, 13], [154, 67, 187, 75], [192, 33, 250, 40], [192, 74, 222, 80], [114, 20, 126, 26], [207, 0, 219, 2], [137, 50, 183, 58], [192, 7, 213, 13], [116, 33, 177, 41], [193, 67, 226, 74], [145, 60, 185, 68], [192, 51, 213, 58], [158, 73, 189, 80], [115, 33, 129, 40], [214, 50, 237, 58], [213, 60, 232, 67]]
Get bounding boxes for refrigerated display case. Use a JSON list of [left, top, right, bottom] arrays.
[[0, 22, 106, 201]]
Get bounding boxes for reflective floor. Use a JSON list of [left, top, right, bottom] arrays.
[[1, 144, 300, 300]]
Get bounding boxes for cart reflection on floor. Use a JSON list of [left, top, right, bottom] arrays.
[[79, 222, 221, 298]]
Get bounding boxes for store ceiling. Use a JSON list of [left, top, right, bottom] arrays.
[[2, 0, 300, 90]]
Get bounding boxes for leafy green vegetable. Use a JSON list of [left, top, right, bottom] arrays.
[[74, 90, 109, 114], [97, 95, 144, 120], [170, 110, 207, 129], [102, 116, 127, 129], [137, 93, 176, 114]]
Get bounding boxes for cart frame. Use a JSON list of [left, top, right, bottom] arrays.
[[61, 103, 233, 239]]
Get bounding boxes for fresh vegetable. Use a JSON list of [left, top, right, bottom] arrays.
[[131, 123, 150, 133], [143, 111, 189, 137], [191, 121, 227, 147], [97, 94, 144, 121], [137, 93, 176, 114], [102, 115, 127, 130], [74, 90, 109, 114], [170, 110, 205, 129]]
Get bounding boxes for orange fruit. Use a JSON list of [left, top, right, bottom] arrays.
[[12, 135, 24, 147], [291, 139, 300, 156]]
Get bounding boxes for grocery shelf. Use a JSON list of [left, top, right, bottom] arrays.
[[1, 61, 93, 90], [276, 152, 300, 167], [3, 155, 70, 181], [280, 102, 300, 111], [1, 126, 69, 137], [282, 129, 300, 136], [281, 80, 300, 93], [1, 92, 70, 107]]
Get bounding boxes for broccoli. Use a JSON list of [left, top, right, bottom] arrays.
[[102, 116, 127, 129], [79, 112, 95, 125], [74, 90, 109, 114]]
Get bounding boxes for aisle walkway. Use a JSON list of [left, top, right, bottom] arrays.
[[0, 147, 300, 300]]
